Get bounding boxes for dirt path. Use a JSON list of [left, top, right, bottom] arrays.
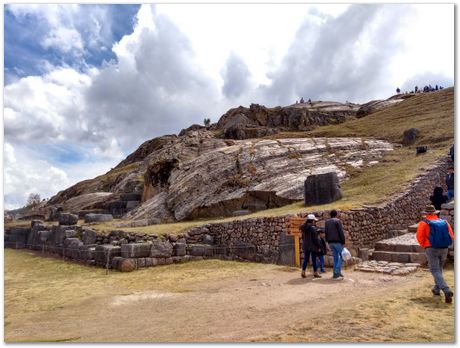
[[5, 256, 440, 343]]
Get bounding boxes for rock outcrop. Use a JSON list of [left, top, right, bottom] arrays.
[[45, 95, 408, 221]]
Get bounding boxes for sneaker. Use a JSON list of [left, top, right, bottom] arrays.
[[339, 273, 345, 278], [432, 289, 441, 296], [445, 291, 454, 303], [320, 269, 327, 273], [301, 271, 306, 278], [313, 272, 322, 278], [332, 274, 343, 281]]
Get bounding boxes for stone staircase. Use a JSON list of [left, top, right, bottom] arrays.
[[371, 224, 428, 265]]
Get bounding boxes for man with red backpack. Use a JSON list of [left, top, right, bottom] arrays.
[[416, 205, 454, 303]]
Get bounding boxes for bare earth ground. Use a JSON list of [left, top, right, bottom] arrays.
[[4, 249, 454, 343]]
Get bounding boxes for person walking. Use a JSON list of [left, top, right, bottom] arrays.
[[316, 229, 328, 273], [446, 166, 454, 201], [430, 186, 448, 211], [416, 205, 454, 303], [325, 209, 346, 280], [300, 214, 322, 279]]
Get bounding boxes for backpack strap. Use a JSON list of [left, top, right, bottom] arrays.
[[422, 219, 431, 226]]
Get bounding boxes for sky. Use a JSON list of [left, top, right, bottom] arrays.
[[3, 3, 455, 210]]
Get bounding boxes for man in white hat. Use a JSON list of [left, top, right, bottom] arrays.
[[300, 213, 322, 278]]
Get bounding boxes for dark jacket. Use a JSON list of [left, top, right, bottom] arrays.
[[430, 187, 448, 210], [325, 218, 345, 244], [301, 223, 320, 253], [446, 173, 454, 190]]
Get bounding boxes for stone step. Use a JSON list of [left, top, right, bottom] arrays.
[[372, 250, 427, 264], [374, 233, 424, 253], [408, 224, 419, 233]]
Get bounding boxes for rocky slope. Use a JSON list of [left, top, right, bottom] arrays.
[[44, 94, 413, 221]]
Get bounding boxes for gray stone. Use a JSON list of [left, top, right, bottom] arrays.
[[94, 245, 121, 265], [402, 128, 419, 145], [84, 213, 113, 223], [82, 227, 98, 245], [232, 240, 256, 261], [304, 172, 342, 205], [173, 243, 187, 256], [64, 230, 77, 239], [150, 239, 173, 258], [58, 213, 78, 226], [202, 234, 214, 245], [358, 248, 369, 261], [38, 230, 52, 243], [121, 243, 151, 258]]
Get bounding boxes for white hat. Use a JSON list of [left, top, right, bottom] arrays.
[[307, 214, 318, 221]]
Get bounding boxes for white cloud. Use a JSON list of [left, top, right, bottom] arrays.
[[3, 3, 454, 209], [4, 143, 70, 210]]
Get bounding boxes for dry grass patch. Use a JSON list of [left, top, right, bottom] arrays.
[[4, 249, 278, 318], [262, 267, 454, 343]]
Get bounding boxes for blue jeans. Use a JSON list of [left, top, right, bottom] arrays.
[[330, 243, 343, 276], [302, 250, 318, 272], [448, 189, 454, 201], [317, 255, 325, 271], [425, 247, 451, 294]]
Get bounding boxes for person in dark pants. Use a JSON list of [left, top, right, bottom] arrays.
[[446, 166, 454, 201], [325, 209, 346, 280], [316, 229, 328, 273], [416, 205, 454, 303], [300, 214, 322, 279], [430, 186, 448, 211]]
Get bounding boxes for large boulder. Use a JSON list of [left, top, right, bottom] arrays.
[[402, 128, 419, 145], [304, 172, 342, 205], [58, 213, 78, 226]]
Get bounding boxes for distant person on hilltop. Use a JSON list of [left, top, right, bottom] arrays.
[[325, 209, 345, 280], [446, 166, 454, 201], [430, 186, 448, 211], [396, 87, 401, 93], [300, 214, 322, 279], [416, 205, 454, 303], [449, 144, 454, 162], [300, 97, 304, 103]]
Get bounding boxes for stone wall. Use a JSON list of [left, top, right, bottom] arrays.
[[4, 157, 451, 271], [440, 201, 454, 227]]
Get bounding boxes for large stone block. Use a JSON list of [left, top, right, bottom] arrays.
[[277, 232, 295, 266], [121, 243, 151, 258], [150, 239, 173, 258], [58, 213, 79, 226], [173, 243, 187, 256], [304, 172, 342, 205], [82, 227, 98, 245], [94, 245, 121, 265], [84, 213, 114, 223]]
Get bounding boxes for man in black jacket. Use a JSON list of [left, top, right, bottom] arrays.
[[301, 214, 322, 279], [325, 209, 346, 280]]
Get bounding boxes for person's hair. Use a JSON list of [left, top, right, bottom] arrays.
[[330, 209, 338, 218], [306, 219, 314, 223], [433, 186, 444, 196], [448, 166, 454, 170]]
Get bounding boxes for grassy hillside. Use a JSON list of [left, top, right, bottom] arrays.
[[307, 87, 454, 148]]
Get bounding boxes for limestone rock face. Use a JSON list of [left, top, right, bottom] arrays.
[[127, 137, 393, 221]]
